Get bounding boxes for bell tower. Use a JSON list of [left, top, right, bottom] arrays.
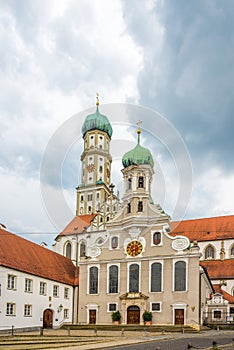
[[76, 95, 116, 217]]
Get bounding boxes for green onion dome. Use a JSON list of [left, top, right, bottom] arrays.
[[122, 127, 154, 168], [82, 106, 113, 139]]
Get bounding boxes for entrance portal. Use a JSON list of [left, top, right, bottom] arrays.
[[89, 309, 96, 324], [175, 309, 184, 325], [43, 309, 53, 328], [127, 305, 140, 324]]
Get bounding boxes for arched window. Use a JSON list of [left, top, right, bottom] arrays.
[[65, 242, 71, 259], [138, 201, 143, 212], [111, 237, 119, 249], [109, 265, 119, 293], [205, 245, 215, 259], [129, 264, 139, 292], [153, 232, 161, 245], [80, 241, 86, 257], [230, 245, 234, 257], [151, 263, 162, 292], [174, 261, 186, 291], [89, 266, 98, 294], [138, 176, 144, 188]]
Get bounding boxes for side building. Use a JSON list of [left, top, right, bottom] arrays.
[[0, 225, 79, 331]]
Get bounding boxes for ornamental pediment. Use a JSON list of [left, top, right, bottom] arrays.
[[119, 292, 148, 300]]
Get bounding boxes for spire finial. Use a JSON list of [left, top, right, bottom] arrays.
[[136, 120, 142, 144], [96, 93, 99, 106]]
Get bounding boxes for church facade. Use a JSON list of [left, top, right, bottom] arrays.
[[53, 98, 214, 327]]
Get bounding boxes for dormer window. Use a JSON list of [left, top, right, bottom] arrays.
[[138, 176, 144, 188]]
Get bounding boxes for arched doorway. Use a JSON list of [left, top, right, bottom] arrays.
[[127, 305, 140, 324], [43, 309, 53, 328]]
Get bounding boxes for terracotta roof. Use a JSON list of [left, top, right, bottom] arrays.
[[0, 228, 79, 286], [171, 215, 234, 242], [57, 214, 96, 238], [213, 284, 234, 304], [200, 259, 234, 280]]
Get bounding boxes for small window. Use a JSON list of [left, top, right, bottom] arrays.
[[108, 303, 117, 312], [97, 192, 100, 199], [91, 136, 94, 139], [153, 232, 161, 245], [111, 237, 119, 249], [80, 195, 84, 202], [25, 279, 33, 293], [39, 282, 46, 295], [128, 178, 132, 190], [138, 176, 144, 188], [64, 309, 69, 319], [99, 165, 103, 172], [88, 194, 92, 201], [151, 303, 161, 312], [100, 136, 103, 140], [6, 303, 15, 316], [138, 201, 143, 212], [64, 287, 69, 299], [88, 206, 92, 213], [7, 275, 16, 290], [230, 245, 234, 257], [53, 285, 59, 297], [24, 304, 32, 317], [127, 203, 131, 213]]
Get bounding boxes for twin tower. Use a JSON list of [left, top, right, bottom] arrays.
[[76, 97, 158, 229]]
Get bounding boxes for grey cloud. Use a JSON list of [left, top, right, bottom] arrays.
[[121, 0, 234, 174]]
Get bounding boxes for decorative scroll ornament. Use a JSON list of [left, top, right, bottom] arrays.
[[172, 236, 190, 251], [86, 245, 101, 258]]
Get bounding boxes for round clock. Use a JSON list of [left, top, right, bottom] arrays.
[[126, 240, 143, 257], [87, 163, 95, 172]]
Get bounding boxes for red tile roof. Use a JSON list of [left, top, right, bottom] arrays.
[[200, 259, 234, 280], [171, 215, 234, 242], [0, 228, 79, 286], [57, 214, 96, 238], [213, 284, 234, 304]]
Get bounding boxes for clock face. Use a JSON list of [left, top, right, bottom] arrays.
[[126, 240, 143, 257], [87, 163, 95, 172]]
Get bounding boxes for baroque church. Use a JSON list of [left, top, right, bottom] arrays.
[[0, 97, 234, 331]]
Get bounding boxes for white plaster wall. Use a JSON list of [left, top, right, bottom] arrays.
[[0, 267, 73, 330]]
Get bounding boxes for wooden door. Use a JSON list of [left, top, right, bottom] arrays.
[[89, 309, 96, 324], [43, 309, 53, 329], [127, 306, 140, 324], [175, 309, 184, 325]]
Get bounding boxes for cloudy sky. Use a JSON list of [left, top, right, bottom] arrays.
[[1, 0, 234, 246]]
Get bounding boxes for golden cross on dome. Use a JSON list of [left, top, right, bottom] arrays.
[[136, 120, 142, 143], [96, 93, 99, 106]]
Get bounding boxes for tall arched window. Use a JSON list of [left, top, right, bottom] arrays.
[[129, 264, 139, 292], [65, 242, 71, 259], [174, 261, 186, 291], [89, 266, 98, 294], [205, 245, 215, 259], [109, 265, 119, 293], [80, 241, 86, 257], [127, 203, 131, 213], [151, 263, 162, 292], [128, 178, 132, 190]]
